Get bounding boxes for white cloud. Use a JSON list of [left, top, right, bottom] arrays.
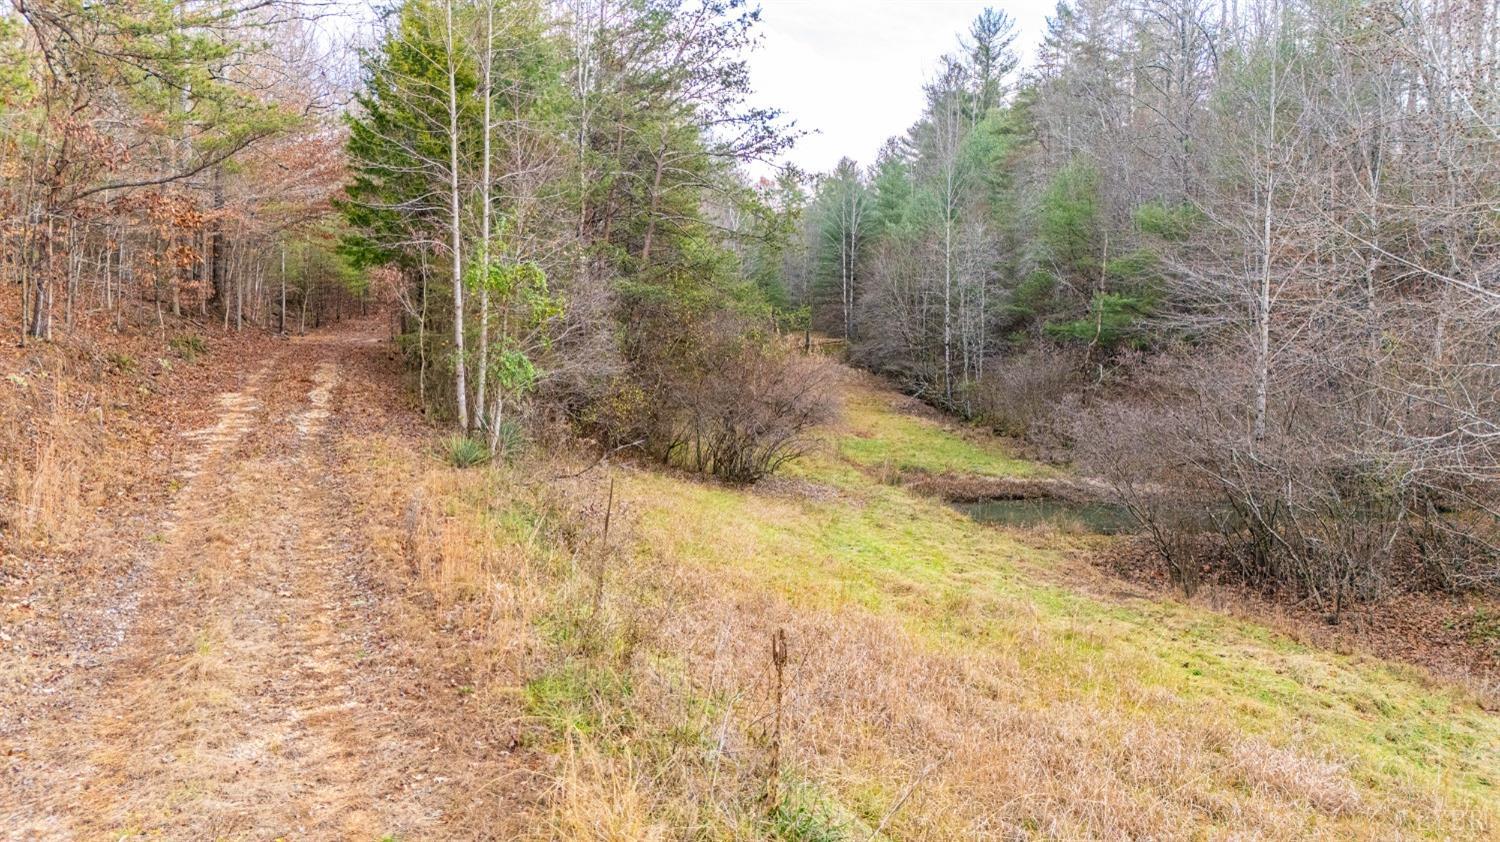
[[745, 0, 1053, 175]]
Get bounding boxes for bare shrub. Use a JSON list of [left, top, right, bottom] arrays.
[[1071, 398, 1211, 596], [664, 346, 839, 483], [596, 315, 840, 484], [1071, 347, 1455, 619], [1407, 509, 1500, 593], [1372, 304, 1500, 593], [966, 345, 1083, 441]]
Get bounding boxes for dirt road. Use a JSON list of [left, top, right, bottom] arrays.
[[2, 323, 494, 839]]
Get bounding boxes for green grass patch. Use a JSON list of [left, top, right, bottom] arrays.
[[831, 389, 1047, 480], [768, 782, 861, 842], [524, 662, 633, 736], [1458, 607, 1500, 644]]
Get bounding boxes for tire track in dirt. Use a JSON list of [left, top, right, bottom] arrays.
[[2, 324, 453, 840]]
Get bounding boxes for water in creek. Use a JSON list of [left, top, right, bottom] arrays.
[[955, 497, 1138, 534]]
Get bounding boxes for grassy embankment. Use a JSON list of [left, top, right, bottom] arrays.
[[351, 371, 1499, 840]]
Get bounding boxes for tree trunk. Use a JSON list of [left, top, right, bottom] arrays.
[[942, 200, 954, 406], [445, 0, 469, 431], [1252, 69, 1278, 445], [208, 166, 225, 311], [640, 136, 668, 264], [476, 0, 495, 437], [29, 218, 53, 340], [279, 242, 287, 334]]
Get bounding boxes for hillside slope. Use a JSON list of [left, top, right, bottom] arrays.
[[594, 375, 1500, 838], [352, 358, 1500, 838]]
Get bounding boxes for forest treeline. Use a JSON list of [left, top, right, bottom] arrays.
[[0, 1, 361, 337], [792, 0, 1499, 615]]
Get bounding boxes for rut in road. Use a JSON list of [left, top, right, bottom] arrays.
[[2, 326, 499, 840]]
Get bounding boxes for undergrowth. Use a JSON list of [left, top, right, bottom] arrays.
[[168, 334, 207, 361]]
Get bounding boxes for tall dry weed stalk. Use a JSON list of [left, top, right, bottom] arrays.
[[590, 477, 614, 622], [765, 626, 788, 807]]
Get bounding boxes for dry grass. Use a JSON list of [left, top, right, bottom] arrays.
[[337, 370, 1499, 840], [3, 322, 507, 839], [7, 305, 1491, 838], [549, 740, 672, 841], [0, 353, 91, 545], [8, 430, 85, 543]]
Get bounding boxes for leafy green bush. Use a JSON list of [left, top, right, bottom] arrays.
[[1038, 161, 1101, 273], [1045, 291, 1155, 349], [1104, 248, 1160, 280], [1134, 200, 1201, 241], [1002, 269, 1059, 325]]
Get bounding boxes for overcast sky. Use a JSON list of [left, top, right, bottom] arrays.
[[745, 0, 1053, 176], [326, 1, 1054, 176]]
